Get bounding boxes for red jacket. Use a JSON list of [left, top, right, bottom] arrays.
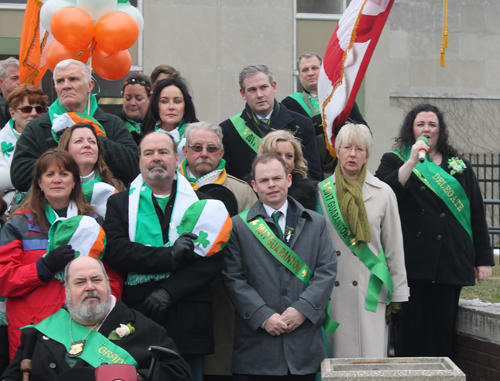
[[0, 211, 123, 360]]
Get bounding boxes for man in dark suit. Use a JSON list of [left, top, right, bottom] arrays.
[[103, 131, 223, 381], [222, 154, 337, 380], [2, 256, 192, 381], [220, 64, 322, 182]]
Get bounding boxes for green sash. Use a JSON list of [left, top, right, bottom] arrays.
[[23, 309, 138, 368], [288, 92, 319, 118], [393, 148, 473, 241], [230, 113, 261, 153], [240, 209, 339, 334], [319, 178, 394, 312]]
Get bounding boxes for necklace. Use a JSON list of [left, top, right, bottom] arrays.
[[68, 318, 101, 358]]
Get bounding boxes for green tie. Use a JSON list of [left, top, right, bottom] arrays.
[[272, 211, 283, 239]]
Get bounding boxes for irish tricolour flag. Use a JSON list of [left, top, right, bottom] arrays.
[[177, 200, 232, 257], [83, 182, 118, 218]]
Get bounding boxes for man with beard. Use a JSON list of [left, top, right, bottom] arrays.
[[2, 256, 193, 381], [103, 131, 223, 381]]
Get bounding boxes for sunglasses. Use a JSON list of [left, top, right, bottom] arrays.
[[17, 106, 47, 114], [188, 145, 220, 153]]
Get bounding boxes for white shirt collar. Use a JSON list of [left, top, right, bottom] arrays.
[[257, 110, 273, 120]]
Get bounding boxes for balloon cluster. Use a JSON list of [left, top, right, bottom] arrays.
[[41, 0, 144, 81]]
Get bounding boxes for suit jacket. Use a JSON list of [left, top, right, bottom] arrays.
[[1, 298, 193, 381], [103, 184, 224, 355], [320, 171, 409, 358], [222, 197, 336, 375]]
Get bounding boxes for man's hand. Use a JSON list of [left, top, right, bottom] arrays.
[[281, 307, 306, 333], [476, 265, 492, 281], [171, 232, 198, 267], [264, 313, 288, 336], [143, 288, 173, 323]]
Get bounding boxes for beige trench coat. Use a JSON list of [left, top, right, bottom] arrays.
[[320, 171, 409, 358]]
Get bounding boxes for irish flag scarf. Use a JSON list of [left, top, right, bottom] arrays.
[[48, 94, 106, 143], [81, 173, 118, 218], [0, 120, 20, 166]]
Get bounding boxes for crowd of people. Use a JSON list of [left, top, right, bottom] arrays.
[[0, 54, 493, 381]]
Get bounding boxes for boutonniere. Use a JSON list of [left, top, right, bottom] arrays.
[[448, 157, 466, 176], [284, 227, 295, 242], [108, 323, 135, 341]]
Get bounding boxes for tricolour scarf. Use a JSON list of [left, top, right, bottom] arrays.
[[81, 173, 118, 218], [178, 158, 226, 190], [126, 172, 198, 285], [334, 165, 371, 243]]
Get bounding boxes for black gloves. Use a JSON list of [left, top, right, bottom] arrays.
[[171, 232, 197, 268], [42, 245, 75, 273], [143, 287, 173, 323]]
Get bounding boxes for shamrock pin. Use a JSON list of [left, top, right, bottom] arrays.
[[193, 231, 210, 248], [1, 142, 14, 157]]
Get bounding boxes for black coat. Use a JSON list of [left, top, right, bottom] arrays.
[[103, 185, 223, 355], [1, 298, 193, 381], [288, 173, 318, 212], [375, 152, 494, 285], [116, 110, 142, 146], [220, 102, 322, 182]]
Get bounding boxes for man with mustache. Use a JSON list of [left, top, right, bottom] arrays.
[[10, 59, 139, 192], [103, 131, 223, 381], [2, 256, 192, 381]]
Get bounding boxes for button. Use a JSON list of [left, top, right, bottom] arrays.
[[244, 313, 249, 318], [436, 235, 442, 241], [421, 209, 425, 215], [440, 213, 445, 218], [353, 281, 358, 286], [334, 281, 340, 287], [416, 232, 421, 238], [281, 291, 287, 296], [420, 186, 425, 191], [49, 363, 57, 369], [336, 250, 341, 256], [42, 336, 49, 341]]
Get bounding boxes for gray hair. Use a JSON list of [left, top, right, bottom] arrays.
[[335, 123, 373, 158], [64, 257, 109, 287], [239, 64, 274, 91], [0, 57, 19, 80], [297, 52, 322, 71], [185, 122, 223, 148], [139, 130, 178, 157], [53, 59, 91, 84]]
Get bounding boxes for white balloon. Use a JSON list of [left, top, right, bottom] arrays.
[[40, 0, 76, 33], [114, 3, 144, 35], [76, 0, 117, 21]]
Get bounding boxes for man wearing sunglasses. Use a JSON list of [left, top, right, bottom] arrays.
[[0, 57, 20, 127], [179, 121, 257, 214], [10, 59, 139, 192]]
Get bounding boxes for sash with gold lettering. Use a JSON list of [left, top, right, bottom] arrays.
[[230, 113, 262, 153], [393, 148, 473, 241], [319, 177, 394, 312], [22, 309, 138, 368], [240, 209, 339, 334]]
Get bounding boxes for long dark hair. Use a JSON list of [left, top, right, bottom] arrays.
[[15, 149, 95, 233], [141, 77, 197, 135], [58, 123, 124, 191], [394, 104, 458, 157]]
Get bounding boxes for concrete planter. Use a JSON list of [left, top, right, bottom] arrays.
[[321, 357, 465, 380]]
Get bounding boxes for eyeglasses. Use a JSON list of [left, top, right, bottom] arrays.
[[341, 145, 365, 154], [17, 106, 47, 114], [187, 145, 220, 153]]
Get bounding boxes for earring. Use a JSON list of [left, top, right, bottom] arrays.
[[40, 188, 44, 192]]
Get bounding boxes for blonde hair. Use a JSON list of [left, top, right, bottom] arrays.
[[335, 123, 372, 158], [258, 130, 308, 179]]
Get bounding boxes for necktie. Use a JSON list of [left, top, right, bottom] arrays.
[[272, 211, 283, 239]]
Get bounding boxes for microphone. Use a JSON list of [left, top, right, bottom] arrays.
[[416, 136, 429, 163]]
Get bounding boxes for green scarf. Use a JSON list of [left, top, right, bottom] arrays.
[[334, 165, 370, 243], [121, 109, 142, 134], [48, 94, 99, 122], [245, 100, 281, 136], [155, 118, 186, 143], [180, 158, 226, 183]]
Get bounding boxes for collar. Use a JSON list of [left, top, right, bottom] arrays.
[[81, 171, 96, 184], [263, 200, 288, 220], [257, 110, 273, 120]]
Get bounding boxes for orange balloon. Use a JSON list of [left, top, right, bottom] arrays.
[[92, 48, 131, 81], [50, 7, 95, 50], [94, 12, 139, 52], [46, 41, 91, 72]]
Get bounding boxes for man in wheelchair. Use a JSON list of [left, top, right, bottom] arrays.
[[2, 256, 193, 381]]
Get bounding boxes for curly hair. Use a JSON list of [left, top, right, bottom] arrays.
[[394, 104, 458, 157]]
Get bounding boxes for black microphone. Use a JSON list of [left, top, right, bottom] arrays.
[[416, 136, 429, 163]]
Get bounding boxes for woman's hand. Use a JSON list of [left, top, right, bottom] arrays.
[[398, 140, 429, 186], [475, 265, 492, 281]]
